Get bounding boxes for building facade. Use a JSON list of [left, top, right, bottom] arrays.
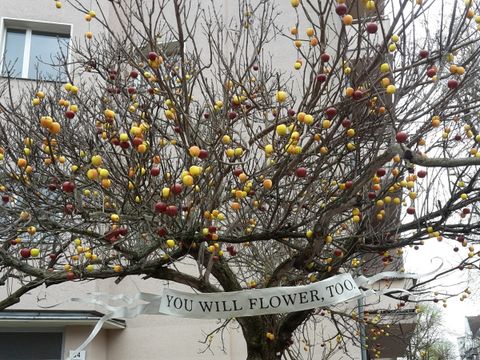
[[0, 1, 415, 359], [459, 315, 480, 360]]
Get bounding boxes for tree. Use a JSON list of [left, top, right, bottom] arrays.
[[1, 0, 480, 359], [405, 305, 456, 360]]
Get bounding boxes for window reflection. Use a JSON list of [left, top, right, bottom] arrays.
[[28, 31, 69, 81], [1, 29, 26, 77]]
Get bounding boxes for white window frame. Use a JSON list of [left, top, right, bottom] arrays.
[[0, 17, 73, 81]]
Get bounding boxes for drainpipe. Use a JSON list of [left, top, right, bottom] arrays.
[[358, 296, 368, 360]]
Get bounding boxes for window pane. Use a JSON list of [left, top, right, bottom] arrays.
[[0, 332, 63, 360], [28, 31, 69, 81], [2, 29, 26, 77]]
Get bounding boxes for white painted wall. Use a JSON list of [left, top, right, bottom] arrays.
[[0, 1, 410, 359]]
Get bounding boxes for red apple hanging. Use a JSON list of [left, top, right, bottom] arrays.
[[447, 79, 459, 89], [157, 227, 167, 236], [335, 4, 348, 15], [341, 118, 352, 128], [395, 131, 408, 143], [419, 49, 429, 58], [65, 110, 75, 119], [295, 167, 307, 177], [417, 169, 427, 178], [148, 52, 158, 61], [165, 205, 178, 217], [353, 90, 363, 100], [170, 184, 183, 195], [316, 74, 327, 83], [62, 181, 75, 193], [199, 149, 209, 159], [325, 107, 337, 119], [20, 248, 31, 258], [154, 201, 167, 213], [66, 272, 75, 281], [426, 67, 437, 78], [376, 168, 386, 177], [366, 22, 378, 34]]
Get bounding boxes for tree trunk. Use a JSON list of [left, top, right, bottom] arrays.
[[246, 352, 277, 360], [245, 345, 279, 360], [238, 316, 280, 360]]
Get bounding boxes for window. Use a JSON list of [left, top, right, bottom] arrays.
[[0, 331, 63, 360], [1, 19, 71, 81]]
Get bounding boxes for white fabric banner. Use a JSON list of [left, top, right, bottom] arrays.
[[159, 273, 361, 319], [40, 261, 444, 360]]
